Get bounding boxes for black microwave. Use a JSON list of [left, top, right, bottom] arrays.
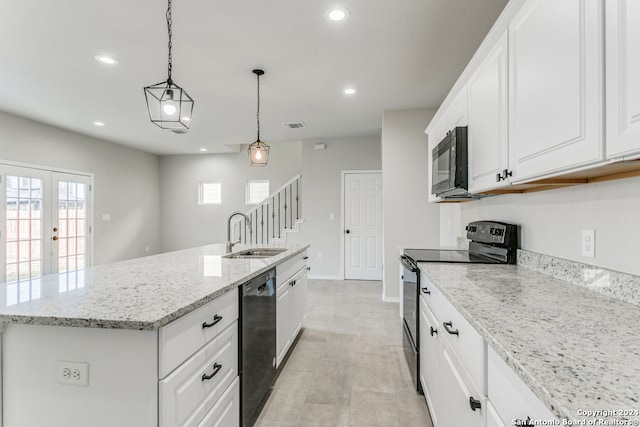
[[431, 126, 477, 199]]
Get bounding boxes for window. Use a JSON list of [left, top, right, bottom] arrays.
[[199, 182, 222, 205], [246, 180, 269, 205]]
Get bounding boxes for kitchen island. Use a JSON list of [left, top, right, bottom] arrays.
[[0, 243, 309, 427], [418, 251, 640, 424]]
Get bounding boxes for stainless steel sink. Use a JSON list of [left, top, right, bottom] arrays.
[[223, 248, 287, 259]]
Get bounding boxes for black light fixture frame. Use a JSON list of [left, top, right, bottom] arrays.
[[248, 69, 270, 166], [144, 0, 194, 130]]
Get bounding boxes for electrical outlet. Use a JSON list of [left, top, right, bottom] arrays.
[[57, 361, 89, 386], [581, 229, 595, 258]]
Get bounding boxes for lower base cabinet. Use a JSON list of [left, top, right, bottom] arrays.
[[276, 252, 309, 367], [198, 377, 240, 427], [486, 401, 506, 427]]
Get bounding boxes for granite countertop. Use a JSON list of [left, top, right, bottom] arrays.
[[418, 260, 640, 421], [0, 243, 309, 330]]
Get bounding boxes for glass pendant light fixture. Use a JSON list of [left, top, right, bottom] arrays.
[[248, 69, 270, 166], [144, 0, 194, 130]]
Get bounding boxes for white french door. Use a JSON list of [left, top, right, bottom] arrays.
[[0, 163, 92, 302], [343, 172, 383, 280]]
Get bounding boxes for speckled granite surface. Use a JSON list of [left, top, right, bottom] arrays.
[[0, 243, 309, 330], [518, 250, 640, 306], [418, 260, 640, 421]]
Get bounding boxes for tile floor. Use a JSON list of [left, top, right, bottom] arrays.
[[255, 279, 434, 427]]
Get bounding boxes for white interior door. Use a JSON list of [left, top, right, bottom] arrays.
[[1, 164, 92, 297], [344, 172, 383, 280]]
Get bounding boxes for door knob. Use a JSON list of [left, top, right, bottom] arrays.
[[52, 236, 59, 241], [345, 229, 350, 234], [53, 227, 58, 232]]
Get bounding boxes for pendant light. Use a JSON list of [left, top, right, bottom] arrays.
[[143, 0, 194, 130], [248, 69, 270, 166]]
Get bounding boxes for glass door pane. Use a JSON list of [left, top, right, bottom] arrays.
[[52, 172, 91, 275], [0, 165, 52, 304]]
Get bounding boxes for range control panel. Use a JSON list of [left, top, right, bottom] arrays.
[[466, 221, 517, 247]]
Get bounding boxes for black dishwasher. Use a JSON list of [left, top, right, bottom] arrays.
[[240, 268, 276, 427]]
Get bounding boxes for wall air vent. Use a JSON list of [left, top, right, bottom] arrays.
[[282, 122, 306, 129]]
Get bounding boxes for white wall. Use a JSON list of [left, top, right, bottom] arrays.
[[458, 175, 640, 276], [0, 111, 160, 265], [381, 109, 440, 301], [159, 141, 302, 252], [297, 135, 382, 279]]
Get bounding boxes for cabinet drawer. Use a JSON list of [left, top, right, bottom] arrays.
[[276, 250, 308, 287], [488, 346, 556, 424], [160, 321, 238, 427], [423, 278, 485, 391], [198, 377, 240, 427], [159, 288, 238, 378]]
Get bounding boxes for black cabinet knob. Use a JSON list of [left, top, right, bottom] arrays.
[[430, 326, 437, 336], [469, 396, 482, 411], [345, 229, 350, 234]]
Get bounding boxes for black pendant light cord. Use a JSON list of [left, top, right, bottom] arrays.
[[166, 0, 173, 84], [256, 72, 261, 142], [253, 69, 265, 141]]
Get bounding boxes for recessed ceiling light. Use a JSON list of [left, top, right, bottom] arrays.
[[327, 8, 349, 22], [94, 55, 118, 65], [199, 148, 207, 152], [344, 88, 357, 95], [93, 121, 105, 126]]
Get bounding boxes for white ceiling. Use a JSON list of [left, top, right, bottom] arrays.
[[0, 0, 508, 155]]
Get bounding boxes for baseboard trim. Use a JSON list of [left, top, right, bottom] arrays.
[[307, 274, 343, 281], [382, 295, 400, 303]]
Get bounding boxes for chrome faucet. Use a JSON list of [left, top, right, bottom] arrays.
[[226, 211, 252, 253]]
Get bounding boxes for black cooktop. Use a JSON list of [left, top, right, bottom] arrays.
[[403, 248, 505, 264]]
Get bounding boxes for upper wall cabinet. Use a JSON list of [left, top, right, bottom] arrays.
[[508, 0, 604, 182], [606, 0, 640, 160], [468, 31, 509, 193]]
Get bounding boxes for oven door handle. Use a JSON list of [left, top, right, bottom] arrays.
[[400, 255, 418, 272]]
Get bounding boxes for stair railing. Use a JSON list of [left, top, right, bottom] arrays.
[[230, 174, 302, 245]]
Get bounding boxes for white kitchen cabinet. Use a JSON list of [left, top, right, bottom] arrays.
[[276, 251, 309, 367], [419, 294, 440, 426], [487, 346, 556, 425], [419, 274, 485, 427], [437, 344, 485, 427], [606, 0, 640, 160], [2, 289, 240, 427], [508, 0, 604, 182], [468, 31, 510, 193], [198, 377, 240, 427], [486, 401, 506, 427]]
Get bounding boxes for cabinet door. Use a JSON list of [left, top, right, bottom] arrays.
[[486, 401, 506, 427], [468, 31, 510, 193], [276, 282, 291, 367], [508, 0, 603, 181], [419, 296, 440, 426], [606, 0, 640, 160], [437, 346, 485, 427], [290, 268, 308, 341]]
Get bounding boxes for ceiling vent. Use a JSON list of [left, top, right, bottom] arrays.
[[282, 122, 306, 129]]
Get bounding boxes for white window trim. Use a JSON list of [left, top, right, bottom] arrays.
[[246, 180, 269, 205], [198, 182, 222, 205]]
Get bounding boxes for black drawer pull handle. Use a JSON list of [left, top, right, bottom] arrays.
[[443, 321, 459, 336], [421, 287, 431, 295], [303, 256, 309, 260], [430, 326, 437, 336], [202, 314, 223, 329], [201, 363, 222, 381], [469, 396, 481, 411]]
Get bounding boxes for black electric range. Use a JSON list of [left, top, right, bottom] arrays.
[[400, 220, 519, 394]]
